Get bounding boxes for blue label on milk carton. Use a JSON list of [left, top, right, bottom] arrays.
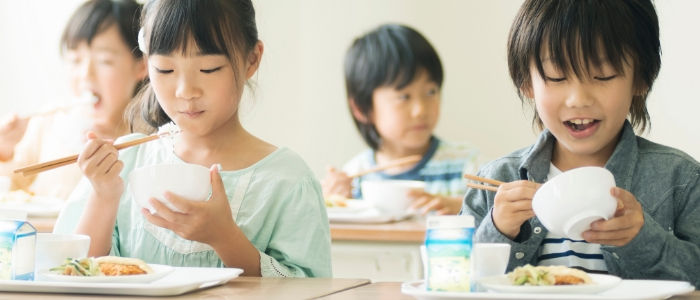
[[0, 220, 36, 280], [425, 215, 475, 292]]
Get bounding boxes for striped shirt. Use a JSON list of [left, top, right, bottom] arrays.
[[342, 136, 479, 199], [536, 164, 608, 273]]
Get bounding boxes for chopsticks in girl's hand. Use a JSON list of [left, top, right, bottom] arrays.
[[464, 174, 505, 192], [13, 130, 180, 176], [347, 155, 422, 178]]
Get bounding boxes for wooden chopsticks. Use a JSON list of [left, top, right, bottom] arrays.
[[464, 174, 505, 192], [347, 155, 422, 178], [14, 131, 178, 176]]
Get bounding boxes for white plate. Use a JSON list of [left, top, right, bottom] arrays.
[[478, 273, 621, 294], [401, 279, 694, 300], [0, 267, 242, 296], [327, 204, 414, 224], [41, 264, 174, 283], [326, 199, 371, 214], [0, 196, 64, 217]]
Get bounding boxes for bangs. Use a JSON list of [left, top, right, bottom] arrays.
[[350, 25, 443, 91], [61, 1, 115, 51], [531, 1, 631, 80], [146, 0, 241, 57]]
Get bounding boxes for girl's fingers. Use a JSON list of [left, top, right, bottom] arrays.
[[163, 191, 196, 214], [142, 207, 178, 232], [149, 197, 183, 222], [105, 160, 124, 177], [209, 164, 225, 201]]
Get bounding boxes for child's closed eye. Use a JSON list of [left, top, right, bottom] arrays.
[[153, 66, 173, 74], [594, 74, 617, 81], [545, 76, 567, 82], [201, 66, 223, 74]]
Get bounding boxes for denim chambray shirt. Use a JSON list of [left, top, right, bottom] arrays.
[[461, 121, 700, 286]]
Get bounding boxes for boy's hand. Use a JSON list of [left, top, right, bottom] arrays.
[[408, 190, 461, 215], [142, 164, 237, 246], [492, 180, 540, 240], [77, 132, 123, 200], [582, 187, 644, 246], [321, 166, 352, 198], [0, 114, 30, 160]]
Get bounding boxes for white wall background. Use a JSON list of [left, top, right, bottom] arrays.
[[1, 0, 698, 178]]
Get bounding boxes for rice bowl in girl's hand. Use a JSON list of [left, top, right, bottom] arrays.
[[128, 163, 211, 213]]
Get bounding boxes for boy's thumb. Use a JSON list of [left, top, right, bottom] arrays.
[[86, 131, 97, 140]]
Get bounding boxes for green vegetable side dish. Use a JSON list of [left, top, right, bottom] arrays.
[[50, 257, 102, 276]]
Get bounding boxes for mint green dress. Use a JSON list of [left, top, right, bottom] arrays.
[[54, 133, 332, 277]]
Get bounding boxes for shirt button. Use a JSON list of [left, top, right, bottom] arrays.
[[534, 227, 542, 234], [515, 252, 525, 259], [612, 253, 620, 259]]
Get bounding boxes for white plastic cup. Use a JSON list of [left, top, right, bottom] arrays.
[[470, 243, 511, 292], [34, 233, 90, 276]]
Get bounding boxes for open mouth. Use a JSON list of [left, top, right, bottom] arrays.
[[564, 119, 599, 132]]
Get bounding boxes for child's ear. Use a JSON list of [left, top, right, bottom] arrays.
[[348, 98, 369, 123], [245, 41, 264, 79]]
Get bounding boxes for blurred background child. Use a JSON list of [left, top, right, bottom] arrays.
[[322, 24, 479, 215], [55, 0, 330, 277], [462, 0, 699, 285], [0, 0, 145, 200]]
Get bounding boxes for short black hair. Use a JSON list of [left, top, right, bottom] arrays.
[[508, 0, 660, 132], [344, 24, 443, 150], [130, 0, 258, 133], [60, 0, 143, 59]]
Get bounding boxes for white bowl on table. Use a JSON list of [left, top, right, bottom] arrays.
[[361, 180, 426, 218], [532, 166, 617, 240], [128, 163, 211, 213], [35, 233, 90, 275]]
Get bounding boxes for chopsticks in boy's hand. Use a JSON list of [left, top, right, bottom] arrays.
[[13, 130, 180, 176], [464, 174, 505, 192], [347, 155, 422, 178]]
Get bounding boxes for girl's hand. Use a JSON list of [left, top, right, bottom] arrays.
[[77, 132, 123, 200], [408, 190, 462, 215], [582, 187, 644, 246], [142, 165, 237, 245], [492, 180, 540, 239], [321, 166, 352, 198], [0, 114, 30, 160]]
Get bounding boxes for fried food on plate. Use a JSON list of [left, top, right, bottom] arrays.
[[50, 256, 153, 276], [95, 256, 153, 275], [508, 264, 592, 286]]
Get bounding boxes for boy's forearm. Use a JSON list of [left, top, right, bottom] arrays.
[[211, 225, 262, 276], [75, 192, 120, 257]]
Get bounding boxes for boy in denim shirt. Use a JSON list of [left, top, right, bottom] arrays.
[[462, 0, 699, 285]]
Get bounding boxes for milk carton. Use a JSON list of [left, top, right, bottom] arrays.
[[425, 215, 475, 292], [0, 219, 36, 280]]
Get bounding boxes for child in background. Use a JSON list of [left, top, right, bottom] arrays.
[[54, 0, 331, 277], [0, 0, 146, 200], [322, 24, 479, 215], [462, 0, 699, 285]]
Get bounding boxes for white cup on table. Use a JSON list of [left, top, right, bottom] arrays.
[[470, 243, 511, 292]]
